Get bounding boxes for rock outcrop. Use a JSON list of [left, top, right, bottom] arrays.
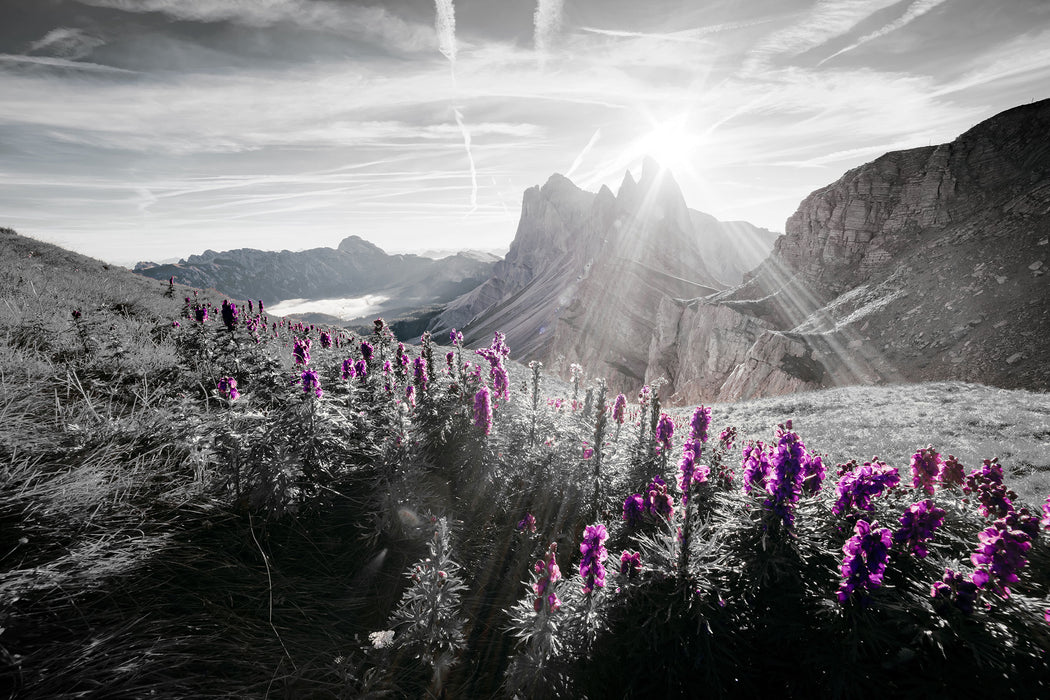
[[649, 99, 1050, 403], [428, 159, 779, 391]]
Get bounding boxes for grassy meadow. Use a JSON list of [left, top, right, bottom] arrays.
[[1, 227, 1048, 698]]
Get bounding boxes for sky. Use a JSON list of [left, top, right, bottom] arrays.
[[1, 0, 1048, 266]]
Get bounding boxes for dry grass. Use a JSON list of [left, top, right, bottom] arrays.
[[705, 381, 1050, 505]]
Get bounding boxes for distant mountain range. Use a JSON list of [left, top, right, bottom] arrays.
[[134, 236, 500, 328]]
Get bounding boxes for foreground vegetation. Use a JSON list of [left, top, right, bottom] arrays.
[[1, 228, 1049, 698]]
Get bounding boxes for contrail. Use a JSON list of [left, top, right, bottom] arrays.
[[534, 0, 565, 70], [454, 107, 478, 211], [433, 1, 477, 213], [565, 128, 601, 180], [434, 0, 457, 70], [819, 0, 949, 66]]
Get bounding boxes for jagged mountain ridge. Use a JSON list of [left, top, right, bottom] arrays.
[[428, 159, 779, 386], [134, 235, 499, 309], [648, 98, 1050, 403]]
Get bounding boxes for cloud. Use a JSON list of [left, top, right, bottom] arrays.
[[742, 0, 900, 74], [819, 0, 952, 65], [28, 27, 106, 59], [0, 53, 135, 74], [74, 0, 433, 53], [578, 17, 778, 44], [534, 0, 565, 69], [933, 28, 1050, 96]]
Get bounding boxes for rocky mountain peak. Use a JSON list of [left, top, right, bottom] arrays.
[[336, 235, 385, 256]]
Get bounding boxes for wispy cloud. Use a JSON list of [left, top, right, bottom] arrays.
[[75, 0, 433, 53], [819, 0, 952, 65], [534, 0, 564, 69], [28, 27, 105, 59], [742, 0, 900, 74], [933, 27, 1050, 96], [579, 17, 778, 44], [0, 53, 135, 74]]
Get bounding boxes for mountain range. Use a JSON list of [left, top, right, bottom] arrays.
[[134, 236, 499, 328]]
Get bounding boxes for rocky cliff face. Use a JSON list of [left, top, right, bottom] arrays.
[[650, 99, 1050, 404], [428, 159, 778, 390], [134, 235, 499, 310]]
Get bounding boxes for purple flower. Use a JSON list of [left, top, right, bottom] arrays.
[[517, 513, 537, 533], [449, 329, 463, 346], [475, 332, 510, 400], [413, 356, 428, 392], [742, 442, 771, 494], [405, 385, 416, 407], [473, 386, 492, 435], [939, 454, 966, 488], [619, 550, 641, 579], [970, 509, 1036, 597], [762, 428, 814, 530], [445, 351, 455, 370], [360, 341, 373, 362], [220, 300, 238, 332], [217, 377, 239, 401], [1042, 493, 1050, 530], [258, 300, 264, 314], [341, 358, 356, 380], [655, 413, 674, 453], [300, 369, 322, 398], [193, 304, 208, 323], [801, 453, 825, 496], [910, 446, 943, 495], [533, 543, 561, 613], [893, 499, 946, 558], [319, 330, 332, 349], [689, 405, 712, 445], [644, 475, 675, 520], [579, 524, 609, 595], [582, 444, 594, 460], [612, 393, 627, 424], [354, 358, 368, 379], [718, 427, 737, 452], [622, 494, 645, 527], [931, 568, 980, 615], [963, 458, 1016, 519], [832, 459, 901, 516], [292, 337, 311, 366], [676, 443, 710, 502], [837, 519, 893, 604]]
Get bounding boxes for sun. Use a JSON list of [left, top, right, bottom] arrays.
[[628, 113, 706, 172]]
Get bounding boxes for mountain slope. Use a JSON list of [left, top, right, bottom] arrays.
[[135, 235, 499, 310], [428, 160, 778, 389], [649, 99, 1050, 403]]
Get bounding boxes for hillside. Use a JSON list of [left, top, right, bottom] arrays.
[[2, 225, 1049, 697], [648, 99, 1050, 404]]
